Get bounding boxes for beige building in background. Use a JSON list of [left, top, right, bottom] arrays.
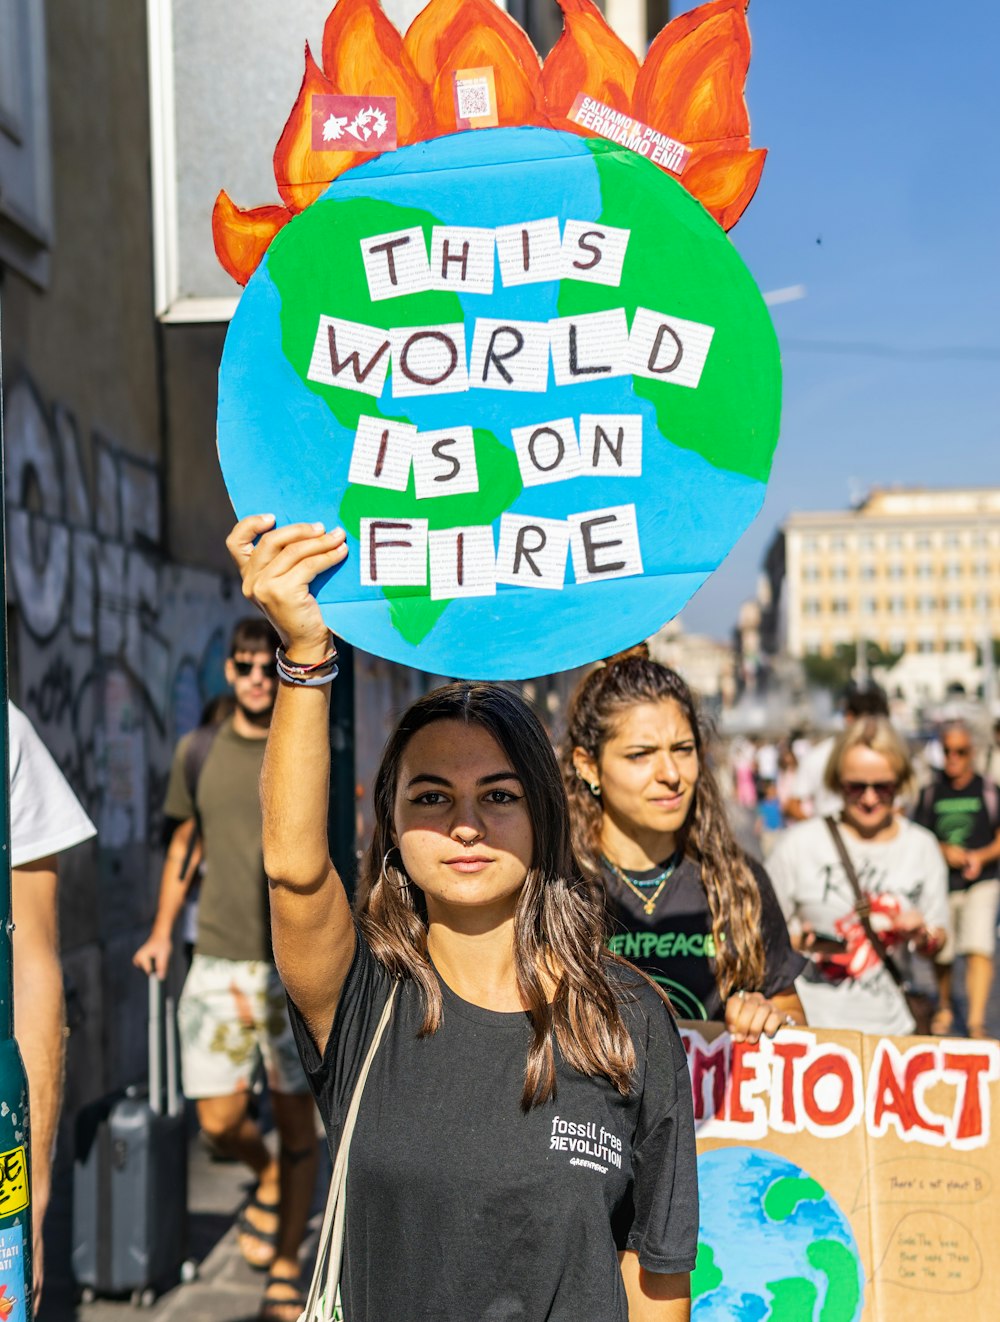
[[781, 487, 1000, 662]]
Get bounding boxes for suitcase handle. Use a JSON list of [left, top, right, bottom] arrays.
[[147, 975, 182, 1116]]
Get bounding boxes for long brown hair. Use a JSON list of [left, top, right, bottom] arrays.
[[562, 647, 765, 997], [355, 682, 638, 1110]]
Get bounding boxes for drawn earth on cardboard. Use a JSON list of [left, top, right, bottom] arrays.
[[215, 0, 780, 678], [679, 1024, 1000, 1321]]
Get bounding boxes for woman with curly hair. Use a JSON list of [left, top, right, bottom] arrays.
[[564, 648, 806, 1041], [225, 516, 699, 1322]]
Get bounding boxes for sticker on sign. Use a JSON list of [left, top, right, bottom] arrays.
[[311, 95, 398, 153], [568, 94, 691, 174], [453, 67, 499, 130]]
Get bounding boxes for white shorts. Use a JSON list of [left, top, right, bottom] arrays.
[[178, 954, 309, 1099], [938, 879, 1000, 964]]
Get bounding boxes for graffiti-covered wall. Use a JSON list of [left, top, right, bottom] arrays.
[[3, 375, 244, 1141]]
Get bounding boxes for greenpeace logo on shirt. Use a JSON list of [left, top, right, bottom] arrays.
[[607, 929, 717, 960], [549, 1116, 623, 1174]]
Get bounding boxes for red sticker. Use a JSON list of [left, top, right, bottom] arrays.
[[311, 95, 398, 152], [568, 94, 691, 174]]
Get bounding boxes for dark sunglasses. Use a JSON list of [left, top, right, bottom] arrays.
[[842, 780, 897, 804], [943, 745, 971, 757], [232, 658, 278, 678]]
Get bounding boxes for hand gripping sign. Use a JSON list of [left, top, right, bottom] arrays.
[[215, 0, 780, 679]]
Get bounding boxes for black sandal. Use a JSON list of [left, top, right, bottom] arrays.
[[237, 1191, 281, 1271], [258, 1272, 306, 1322]]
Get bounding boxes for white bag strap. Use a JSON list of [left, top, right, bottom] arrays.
[[300, 982, 398, 1322]]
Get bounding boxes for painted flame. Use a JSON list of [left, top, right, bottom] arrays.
[[212, 190, 292, 286], [272, 45, 349, 212], [542, 0, 639, 124], [322, 0, 432, 146], [404, 0, 545, 131], [214, 0, 767, 282]]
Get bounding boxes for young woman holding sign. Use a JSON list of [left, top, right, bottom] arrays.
[[226, 515, 699, 1322], [564, 648, 806, 1040]]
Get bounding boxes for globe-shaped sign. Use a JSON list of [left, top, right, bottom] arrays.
[[218, 126, 780, 678], [694, 1148, 864, 1320]]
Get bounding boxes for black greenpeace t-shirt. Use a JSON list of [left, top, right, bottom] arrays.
[[916, 774, 999, 892], [288, 933, 698, 1322], [603, 857, 806, 1021]]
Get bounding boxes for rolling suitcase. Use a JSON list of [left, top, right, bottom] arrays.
[[72, 975, 190, 1305]]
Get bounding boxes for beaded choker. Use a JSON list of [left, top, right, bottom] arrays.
[[601, 852, 681, 916]]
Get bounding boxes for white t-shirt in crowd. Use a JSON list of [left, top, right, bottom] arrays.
[[9, 703, 96, 867], [767, 815, 949, 1035], [792, 735, 842, 818]]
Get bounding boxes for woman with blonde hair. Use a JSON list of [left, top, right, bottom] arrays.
[[767, 716, 949, 1034], [564, 648, 805, 1041], [225, 517, 699, 1322]]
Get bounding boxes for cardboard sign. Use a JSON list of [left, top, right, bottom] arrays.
[[680, 1024, 1000, 1320], [217, 127, 780, 678]]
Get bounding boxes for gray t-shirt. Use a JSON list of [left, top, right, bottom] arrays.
[[289, 934, 699, 1321], [767, 817, 949, 1035]]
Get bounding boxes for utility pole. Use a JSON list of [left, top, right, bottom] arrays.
[[0, 306, 34, 1315]]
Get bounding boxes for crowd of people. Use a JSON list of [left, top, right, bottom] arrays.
[[14, 514, 999, 1320]]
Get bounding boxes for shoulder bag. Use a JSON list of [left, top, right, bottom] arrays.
[[822, 817, 933, 1034], [299, 982, 398, 1322]]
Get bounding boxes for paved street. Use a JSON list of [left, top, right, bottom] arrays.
[[41, 1121, 330, 1322]]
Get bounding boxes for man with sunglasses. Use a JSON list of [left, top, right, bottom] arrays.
[[916, 721, 1000, 1038], [133, 617, 318, 1318]]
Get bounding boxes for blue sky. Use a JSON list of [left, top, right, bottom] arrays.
[[670, 0, 1000, 637]]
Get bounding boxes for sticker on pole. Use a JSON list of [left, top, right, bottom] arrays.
[[0, 1149, 28, 1217]]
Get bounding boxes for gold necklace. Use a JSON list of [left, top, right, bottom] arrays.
[[602, 854, 680, 916]]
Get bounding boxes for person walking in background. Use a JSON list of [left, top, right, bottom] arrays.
[[768, 717, 948, 1036], [783, 684, 889, 822], [9, 702, 96, 1312], [915, 720, 1000, 1039], [564, 648, 805, 1038], [133, 618, 318, 1322]]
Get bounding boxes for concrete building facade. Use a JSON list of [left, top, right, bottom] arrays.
[[779, 488, 1000, 670]]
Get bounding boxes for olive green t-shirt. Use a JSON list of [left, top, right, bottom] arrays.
[[163, 717, 270, 963]]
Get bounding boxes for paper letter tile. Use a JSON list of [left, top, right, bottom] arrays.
[[510, 418, 582, 488], [413, 427, 479, 500], [580, 414, 643, 477], [307, 316, 392, 398], [348, 416, 417, 491], [429, 525, 496, 600], [496, 514, 570, 591], [627, 308, 715, 389], [360, 518, 428, 587], [360, 227, 431, 300], [430, 226, 495, 295], [469, 318, 550, 393], [389, 323, 469, 397], [495, 217, 563, 287], [569, 505, 643, 583], [549, 310, 630, 387], [560, 221, 631, 287]]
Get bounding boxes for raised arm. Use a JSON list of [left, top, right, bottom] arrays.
[[227, 515, 354, 1054]]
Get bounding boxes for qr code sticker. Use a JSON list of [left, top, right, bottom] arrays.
[[457, 78, 491, 120]]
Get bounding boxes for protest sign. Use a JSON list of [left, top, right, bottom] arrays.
[[680, 1023, 1000, 1320], [214, 0, 778, 678]]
